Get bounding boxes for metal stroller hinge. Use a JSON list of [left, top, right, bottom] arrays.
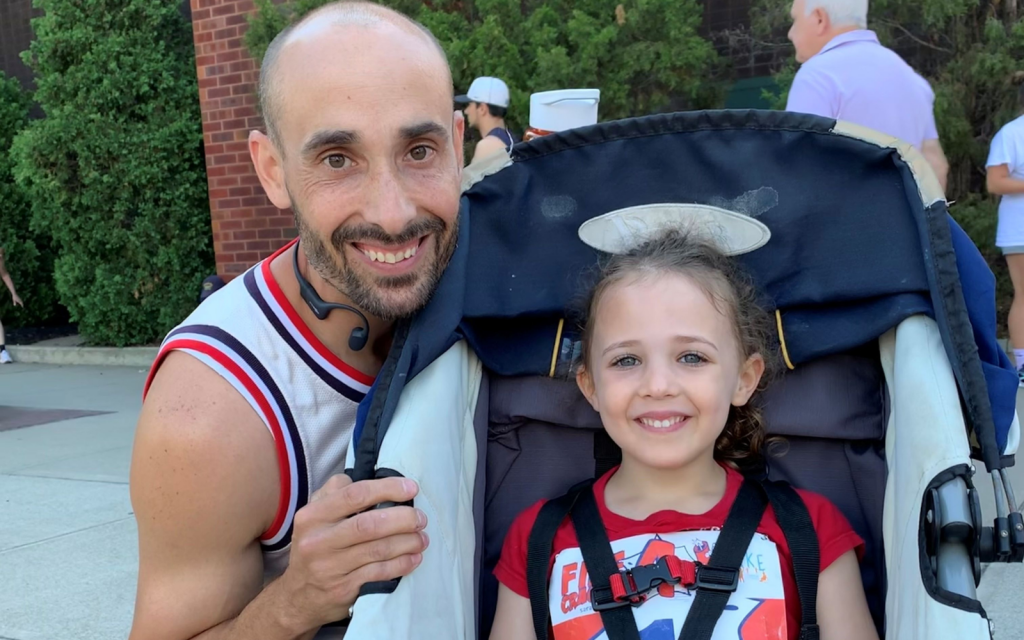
[[976, 469, 1024, 565]]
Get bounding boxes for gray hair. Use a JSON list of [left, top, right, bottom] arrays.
[[258, 1, 451, 150], [805, 0, 868, 29]]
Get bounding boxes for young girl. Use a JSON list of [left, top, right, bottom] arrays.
[[489, 231, 878, 640]]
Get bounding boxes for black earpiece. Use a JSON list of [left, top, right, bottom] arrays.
[[292, 241, 370, 351]]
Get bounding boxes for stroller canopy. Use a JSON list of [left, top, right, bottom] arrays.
[[351, 109, 1017, 482]]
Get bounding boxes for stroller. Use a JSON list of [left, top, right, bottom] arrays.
[[343, 110, 1022, 639]]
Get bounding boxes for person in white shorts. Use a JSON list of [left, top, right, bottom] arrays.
[[987, 81, 1024, 384]]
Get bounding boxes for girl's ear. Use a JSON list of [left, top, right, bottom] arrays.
[[577, 365, 599, 411], [732, 353, 765, 407]]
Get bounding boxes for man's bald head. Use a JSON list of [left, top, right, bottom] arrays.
[[258, 1, 453, 148]]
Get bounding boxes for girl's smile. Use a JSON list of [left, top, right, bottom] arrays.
[[633, 411, 691, 434]]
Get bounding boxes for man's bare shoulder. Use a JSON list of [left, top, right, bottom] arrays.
[[129, 351, 281, 638], [471, 135, 508, 163], [132, 350, 279, 544]]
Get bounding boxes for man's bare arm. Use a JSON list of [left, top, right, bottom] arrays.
[[921, 139, 949, 194], [129, 351, 306, 640], [130, 351, 430, 640], [987, 164, 1024, 196]]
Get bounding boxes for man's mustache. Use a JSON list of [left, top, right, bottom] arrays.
[[331, 217, 447, 250]]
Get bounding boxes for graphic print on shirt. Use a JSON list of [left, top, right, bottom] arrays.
[[549, 530, 786, 640]]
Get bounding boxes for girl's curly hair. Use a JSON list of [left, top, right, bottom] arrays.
[[575, 229, 780, 473]]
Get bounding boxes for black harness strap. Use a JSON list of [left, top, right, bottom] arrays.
[[524, 475, 821, 640], [675, 478, 768, 640], [526, 484, 588, 640], [762, 480, 821, 640], [568, 486, 644, 640]]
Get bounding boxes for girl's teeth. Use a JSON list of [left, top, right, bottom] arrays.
[[641, 417, 682, 428]]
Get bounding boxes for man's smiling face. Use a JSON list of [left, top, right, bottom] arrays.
[[261, 14, 464, 321]]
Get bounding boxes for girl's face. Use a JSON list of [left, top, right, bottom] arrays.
[[577, 272, 764, 471]]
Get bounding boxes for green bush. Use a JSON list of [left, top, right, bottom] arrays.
[[12, 0, 214, 346], [0, 73, 64, 329], [245, 0, 724, 136]]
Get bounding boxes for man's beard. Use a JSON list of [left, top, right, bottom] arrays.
[[294, 202, 458, 322]]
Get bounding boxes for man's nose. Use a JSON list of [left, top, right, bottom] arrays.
[[364, 163, 417, 236]]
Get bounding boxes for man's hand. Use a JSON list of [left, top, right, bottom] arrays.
[[12, 293, 22, 307], [273, 474, 429, 632]]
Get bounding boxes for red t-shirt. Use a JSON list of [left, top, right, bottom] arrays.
[[494, 465, 864, 640]]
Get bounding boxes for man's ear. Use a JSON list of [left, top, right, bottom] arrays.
[[812, 7, 831, 35], [452, 110, 466, 168], [577, 365, 600, 412], [732, 353, 766, 407], [248, 130, 293, 211]]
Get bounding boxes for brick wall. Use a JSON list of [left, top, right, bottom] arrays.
[[191, 0, 295, 278], [0, 0, 41, 91]]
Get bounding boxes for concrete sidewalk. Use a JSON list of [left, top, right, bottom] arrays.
[[2, 363, 1024, 639], [0, 364, 145, 640]]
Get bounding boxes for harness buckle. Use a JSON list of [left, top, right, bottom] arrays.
[[590, 556, 694, 611], [694, 563, 740, 593]]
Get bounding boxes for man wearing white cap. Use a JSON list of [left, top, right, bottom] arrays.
[[455, 76, 514, 164]]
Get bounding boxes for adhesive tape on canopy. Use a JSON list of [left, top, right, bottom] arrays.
[[577, 202, 771, 256]]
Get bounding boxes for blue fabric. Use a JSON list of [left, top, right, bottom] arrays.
[[949, 217, 1017, 455]]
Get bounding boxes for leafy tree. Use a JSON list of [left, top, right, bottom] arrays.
[[12, 0, 214, 346], [0, 73, 63, 329], [245, 0, 724, 136]]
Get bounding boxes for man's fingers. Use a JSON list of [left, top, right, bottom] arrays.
[[339, 530, 429, 567], [347, 550, 425, 589], [308, 476, 419, 522], [326, 504, 426, 548]]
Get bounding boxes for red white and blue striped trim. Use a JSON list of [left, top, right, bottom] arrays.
[[245, 240, 374, 403], [144, 324, 306, 551]]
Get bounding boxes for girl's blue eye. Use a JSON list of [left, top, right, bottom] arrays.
[[680, 353, 706, 365], [611, 355, 639, 368]]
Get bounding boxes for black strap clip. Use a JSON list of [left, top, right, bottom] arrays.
[[694, 563, 740, 593]]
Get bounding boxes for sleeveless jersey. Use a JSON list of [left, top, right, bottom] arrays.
[[144, 240, 374, 628], [485, 126, 515, 152]]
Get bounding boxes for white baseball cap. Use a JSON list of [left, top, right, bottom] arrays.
[[578, 203, 771, 256], [455, 77, 510, 108]]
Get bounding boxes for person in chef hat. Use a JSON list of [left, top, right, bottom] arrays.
[[523, 88, 601, 141]]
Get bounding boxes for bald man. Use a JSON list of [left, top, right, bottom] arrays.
[[129, 3, 465, 638]]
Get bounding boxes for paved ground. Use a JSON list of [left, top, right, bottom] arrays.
[[0, 364, 144, 640], [1, 363, 1023, 639]]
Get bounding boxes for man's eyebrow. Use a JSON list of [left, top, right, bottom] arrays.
[[401, 121, 449, 141], [301, 129, 359, 157]]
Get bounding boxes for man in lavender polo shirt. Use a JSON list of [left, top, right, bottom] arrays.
[[786, 0, 949, 192]]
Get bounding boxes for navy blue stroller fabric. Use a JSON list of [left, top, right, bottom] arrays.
[[948, 217, 1018, 458], [350, 110, 1016, 477]]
